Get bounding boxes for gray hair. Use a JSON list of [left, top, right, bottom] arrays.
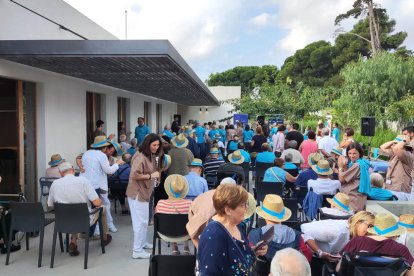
[[130, 138, 137, 147], [323, 128, 330, 136], [285, 153, 293, 163], [220, 177, 236, 185], [58, 162, 73, 173], [120, 134, 127, 142], [287, 140, 297, 149], [370, 173, 384, 188], [270, 248, 311, 276]]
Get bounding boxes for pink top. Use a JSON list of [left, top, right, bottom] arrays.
[[155, 199, 192, 214], [300, 140, 318, 168]]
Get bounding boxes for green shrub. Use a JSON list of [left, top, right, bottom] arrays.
[[353, 128, 398, 148]]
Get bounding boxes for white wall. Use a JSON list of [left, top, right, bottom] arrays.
[[0, 0, 117, 40], [178, 86, 241, 125]]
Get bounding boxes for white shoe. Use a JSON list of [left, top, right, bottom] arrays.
[[108, 224, 118, 233], [143, 243, 153, 249], [132, 251, 151, 259]]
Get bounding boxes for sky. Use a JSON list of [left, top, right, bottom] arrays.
[[64, 0, 414, 82]]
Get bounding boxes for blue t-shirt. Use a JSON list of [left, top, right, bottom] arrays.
[[219, 129, 226, 143], [135, 125, 150, 145], [195, 126, 206, 144], [243, 129, 254, 142], [208, 129, 219, 140], [270, 127, 278, 137], [240, 149, 251, 163], [162, 129, 174, 139], [284, 162, 297, 170], [127, 147, 136, 156], [263, 167, 286, 183], [256, 151, 276, 163], [367, 188, 394, 201], [228, 140, 239, 151], [295, 168, 318, 187], [332, 127, 340, 142]]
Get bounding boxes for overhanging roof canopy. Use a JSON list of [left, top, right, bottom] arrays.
[[0, 40, 219, 106]]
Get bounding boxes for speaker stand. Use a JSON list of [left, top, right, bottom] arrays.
[[367, 136, 373, 160]]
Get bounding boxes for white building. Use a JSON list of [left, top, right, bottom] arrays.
[[0, 0, 218, 200]]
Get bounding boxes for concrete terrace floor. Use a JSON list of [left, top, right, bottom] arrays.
[[0, 207, 176, 276]]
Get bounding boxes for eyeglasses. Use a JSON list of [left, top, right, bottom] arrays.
[[360, 221, 374, 228]]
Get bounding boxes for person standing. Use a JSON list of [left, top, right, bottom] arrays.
[[134, 117, 150, 146], [168, 134, 194, 176], [331, 123, 340, 142], [127, 134, 164, 259]]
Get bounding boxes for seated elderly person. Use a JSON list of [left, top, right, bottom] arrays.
[[263, 158, 297, 184], [367, 172, 394, 201], [319, 192, 354, 218], [155, 174, 192, 255], [216, 150, 245, 185], [227, 134, 240, 155], [45, 154, 65, 178], [281, 140, 305, 167], [295, 153, 323, 187], [308, 159, 341, 195], [249, 195, 312, 275], [256, 143, 276, 164], [339, 213, 414, 274], [185, 158, 208, 200], [108, 153, 132, 214], [203, 147, 225, 177], [47, 162, 112, 256], [127, 138, 138, 156], [119, 134, 131, 151], [283, 153, 298, 169], [270, 248, 311, 276], [238, 142, 251, 163]]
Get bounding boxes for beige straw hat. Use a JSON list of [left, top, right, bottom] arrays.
[[367, 213, 406, 237], [171, 133, 189, 148], [308, 152, 323, 167], [312, 159, 333, 176], [326, 192, 352, 213], [164, 174, 189, 199], [90, 135, 111, 148], [256, 194, 292, 222], [398, 214, 414, 233], [228, 150, 245, 165], [48, 154, 65, 167], [331, 147, 343, 156], [245, 193, 256, 220]]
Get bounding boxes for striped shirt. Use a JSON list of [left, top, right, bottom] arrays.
[[155, 199, 192, 214], [203, 158, 225, 176]]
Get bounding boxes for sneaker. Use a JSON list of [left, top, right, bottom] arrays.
[[132, 251, 151, 259], [108, 224, 118, 233], [143, 243, 153, 249]]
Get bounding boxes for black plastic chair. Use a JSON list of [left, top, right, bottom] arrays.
[[238, 162, 251, 191], [39, 177, 59, 203], [152, 213, 190, 255], [149, 255, 196, 276], [5, 202, 57, 267], [255, 181, 283, 204], [282, 198, 302, 230], [50, 203, 105, 269], [204, 175, 217, 190], [255, 162, 274, 185], [109, 178, 128, 214]]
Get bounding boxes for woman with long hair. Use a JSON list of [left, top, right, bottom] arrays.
[[126, 133, 164, 259]]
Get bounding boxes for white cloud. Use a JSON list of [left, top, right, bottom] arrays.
[[249, 13, 273, 27]]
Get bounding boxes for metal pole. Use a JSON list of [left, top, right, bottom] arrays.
[[125, 10, 128, 40]]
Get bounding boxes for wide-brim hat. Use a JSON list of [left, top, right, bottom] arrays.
[[210, 147, 220, 154], [189, 158, 203, 167], [367, 213, 406, 237], [228, 150, 245, 164], [109, 140, 124, 156], [171, 133, 189, 148], [48, 154, 65, 166], [308, 152, 323, 166], [90, 135, 111, 148], [326, 192, 352, 213], [163, 154, 172, 171], [398, 214, 414, 232], [183, 126, 195, 136], [164, 174, 189, 199], [245, 193, 256, 220], [256, 194, 292, 222], [331, 147, 343, 156], [312, 159, 333, 176]]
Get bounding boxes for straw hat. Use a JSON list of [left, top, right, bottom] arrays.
[[312, 159, 333, 176], [395, 135, 413, 149], [367, 213, 406, 237], [228, 150, 245, 164], [210, 147, 220, 154], [163, 154, 172, 171], [48, 154, 65, 167], [183, 126, 194, 136], [245, 193, 256, 220], [164, 174, 189, 199], [398, 214, 414, 232], [171, 133, 189, 148], [326, 193, 352, 213], [256, 194, 292, 222], [189, 158, 203, 167], [90, 135, 111, 148], [331, 147, 343, 156], [109, 140, 124, 156], [308, 152, 323, 166]]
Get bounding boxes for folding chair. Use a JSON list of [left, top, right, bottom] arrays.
[[152, 213, 190, 255], [204, 175, 217, 190], [149, 255, 196, 276], [39, 177, 59, 203], [109, 178, 128, 214], [239, 162, 251, 191], [255, 181, 283, 205], [255, 162, 274, 186], [282, 198, 302, 230], [5, 202, 57, 267]]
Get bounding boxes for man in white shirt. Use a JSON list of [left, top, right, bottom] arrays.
[[281, 140, 304, 165], [308, 159, 341, 195], [48, 162, 112, 256], [318, 128, 339, 156], [81, 136, 124, 233]]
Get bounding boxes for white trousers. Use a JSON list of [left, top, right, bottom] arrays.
[[128, 197, 149, 253], [101, 192, 114, 227]]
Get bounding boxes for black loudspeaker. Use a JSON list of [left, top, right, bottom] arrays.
[[173, 114, 181, 126], [361, 117, 375, 136], [257, 116, 265, 126]]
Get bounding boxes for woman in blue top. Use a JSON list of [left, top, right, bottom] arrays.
[[256, 143, 276, 163], [243, 125, 254, 143], [198, 184, 267, 276], [263, 158, 297, 184]]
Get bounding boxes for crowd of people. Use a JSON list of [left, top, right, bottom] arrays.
[[2, 116, 414, 276]]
